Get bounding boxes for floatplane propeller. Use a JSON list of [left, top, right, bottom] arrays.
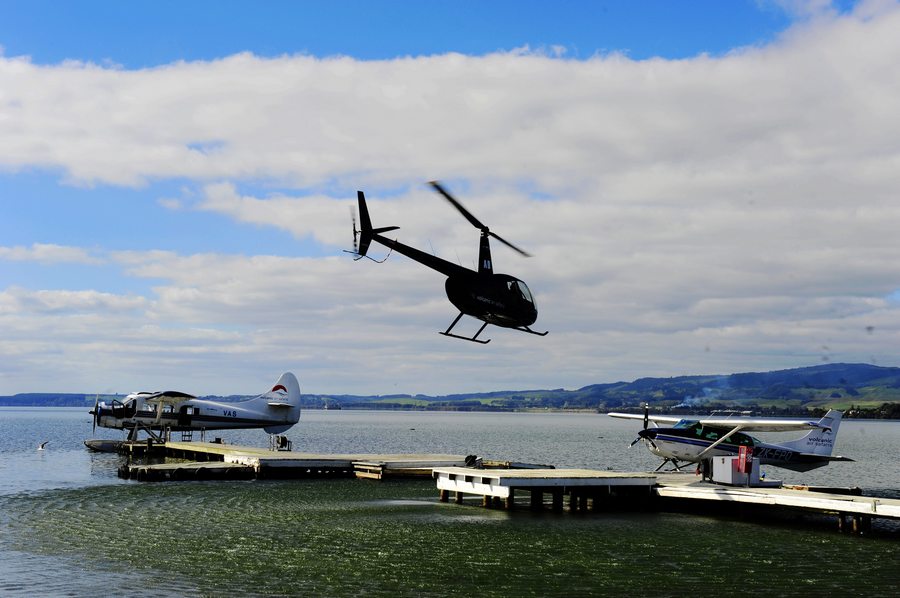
[[629, 403, 658, 450]]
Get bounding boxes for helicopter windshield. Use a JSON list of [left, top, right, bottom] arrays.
[[507, 280, 535, 306]]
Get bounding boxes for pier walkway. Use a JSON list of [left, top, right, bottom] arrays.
[[654, 472, 900, 533], [117, 440, 472, 481], [435, 467, 900, 533]]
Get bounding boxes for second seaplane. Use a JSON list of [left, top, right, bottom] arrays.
[[609, 407, 853, 472], [350, 182, 547, 344], [86, 372, 301, 450]]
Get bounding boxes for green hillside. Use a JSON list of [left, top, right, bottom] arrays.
[[3, 363, 900, 417]]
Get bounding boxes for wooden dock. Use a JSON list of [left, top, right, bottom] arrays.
[[434, 467, 657, 511], [434, 467, 900, 534], [654, 472, 900, 534], [117, 440, 472, 481]]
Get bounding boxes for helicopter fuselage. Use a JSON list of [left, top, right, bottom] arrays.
[[445, 272, 537, 328]]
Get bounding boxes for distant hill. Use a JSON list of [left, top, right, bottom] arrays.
[[0, 393, 95, 407], [3, 363, 900, 416]]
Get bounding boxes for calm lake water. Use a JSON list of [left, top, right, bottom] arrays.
[[1, 407, 899, 596]]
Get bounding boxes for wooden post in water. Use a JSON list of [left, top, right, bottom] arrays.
[[505, 489, 515, 510], [552, 490, 563, 512], [852, 515, 871, 534], [439, 489, 449, 503], [455, 491, 464, 504], [482, 495, 492, 508]]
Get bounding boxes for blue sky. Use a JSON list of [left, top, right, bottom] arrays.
[[1, 1, 799, 65], [2, 0, 898, 395]]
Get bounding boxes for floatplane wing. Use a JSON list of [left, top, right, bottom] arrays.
[[144, 391, 198, 404], [607, 412, 825, 432]]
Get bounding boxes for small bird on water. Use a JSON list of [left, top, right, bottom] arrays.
[[37, 441, 49, 451]]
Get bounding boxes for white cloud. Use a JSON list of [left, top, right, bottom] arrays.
[[0, 6, 893, 192], [0, 243, 103, 264], [0, 287, 146, 314], [3, 4, 900, 394], [157, 197, 183, 210]]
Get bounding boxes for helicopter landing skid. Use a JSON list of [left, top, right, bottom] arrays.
[[513, 326, 549, 337], [439, 313, 491, 344]]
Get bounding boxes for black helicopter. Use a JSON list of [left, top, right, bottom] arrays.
[[350, 181, 547, 344]]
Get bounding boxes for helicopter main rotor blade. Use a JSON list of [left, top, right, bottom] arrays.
[[489, 231, 531, 257], [430, 181, 532, 257], [429, 181, 486, 231]]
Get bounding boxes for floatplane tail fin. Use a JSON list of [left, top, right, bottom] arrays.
[[779, 409, 844, 456], [260, 372, 301, 434]]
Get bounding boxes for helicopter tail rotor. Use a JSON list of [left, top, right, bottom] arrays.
[[349, 206, 360, 255]]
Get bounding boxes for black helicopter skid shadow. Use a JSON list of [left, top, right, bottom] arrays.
[[440, 313, 491, 344]]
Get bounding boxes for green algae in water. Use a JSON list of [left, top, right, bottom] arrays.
[[4, 479, 900, 597]]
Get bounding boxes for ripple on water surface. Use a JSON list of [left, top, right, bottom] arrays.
[[3, 478, 900, 597]]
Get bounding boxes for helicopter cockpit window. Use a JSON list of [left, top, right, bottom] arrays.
[[508, 280, 535, 305]]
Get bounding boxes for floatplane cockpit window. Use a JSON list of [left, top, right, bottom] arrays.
[[673, 420, 697, 429], [676, 421, 757, 446]]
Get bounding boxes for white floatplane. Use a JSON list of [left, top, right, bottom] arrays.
[[608, 408, 853, 472], [86, 372, 301, 448]]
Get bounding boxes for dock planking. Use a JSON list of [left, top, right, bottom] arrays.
[[653, 472, 900, 533], [117, 440, 472, 481]]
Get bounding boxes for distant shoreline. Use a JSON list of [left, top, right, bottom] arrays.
[[2, 403, 898, 420], [4, 362, 900, 418]]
